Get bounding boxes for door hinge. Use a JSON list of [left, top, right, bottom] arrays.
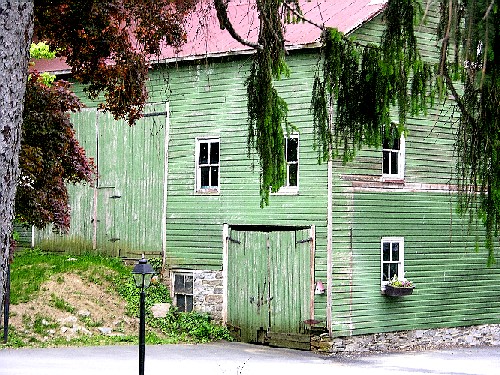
[[227, 236, 241, 244], [296, 237, 313, 244]]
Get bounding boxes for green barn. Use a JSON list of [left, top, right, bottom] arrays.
[[34, 0, 500, 350]]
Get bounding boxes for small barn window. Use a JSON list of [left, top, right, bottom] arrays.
[[195, 137, 220, 193], [173, 272, 193, 312], [381, 237, 405, 289], [382, 129, 405, 181], [276, 134, 299, 194]]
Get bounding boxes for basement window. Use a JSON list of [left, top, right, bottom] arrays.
[[195, 137, 220, 193], [173, 272, 193, 312], [381, 237, 405, 289]]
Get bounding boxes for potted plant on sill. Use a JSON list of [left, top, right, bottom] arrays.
[[383, 275, 414, 297]]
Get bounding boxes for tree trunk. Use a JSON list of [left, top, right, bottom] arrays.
[[0, 0, 34, 317]]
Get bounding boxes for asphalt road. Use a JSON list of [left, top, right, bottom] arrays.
[[1, 342, 499, 375]]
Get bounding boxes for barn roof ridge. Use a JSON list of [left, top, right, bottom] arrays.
[[31, 0, 387, 74]]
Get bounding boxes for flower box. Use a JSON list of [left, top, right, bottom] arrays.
[[384, 284, 414, 297]]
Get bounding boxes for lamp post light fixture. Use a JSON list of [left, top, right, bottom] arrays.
[[132, 257, 155, 375]]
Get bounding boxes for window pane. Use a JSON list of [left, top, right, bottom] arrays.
[[392, 243, 400, 261], [174, 274, 184, 290], [389, 263, 398, 280], [383, 242, 390, 261], [393, 137, 400, 150], [289, 164, 298, 186], [383, 128, 400, 150], [200, 167, 209, 187], [185, 275, 193, 291], [177, 295, 186, 312], [383, 151, 390, 174], [175, 274, 193, 294], [210, 166, 219, 187], [210, 142, 219, 164], [383, 264, 391, 281], [186, 295, 193, 312], [287, 138, 298, 162], [391, 151, 399, 175], [199, 142, 208, 164], [383, 136, 391, 149]]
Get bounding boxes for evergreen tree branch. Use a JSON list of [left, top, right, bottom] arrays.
[[281, 0, 325, 30], [214, 0, 263, 50]]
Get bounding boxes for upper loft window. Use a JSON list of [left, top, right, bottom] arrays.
[[382, 130, 405, 181], [195, 137, 219, 193], [277, 134, 299, 194]]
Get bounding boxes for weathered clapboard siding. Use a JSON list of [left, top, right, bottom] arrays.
[[146, 54, 328, 272], [331, 190, 500, 336], [329, 5, 500, 338], [147, 53, 330, 322], [330, 107, 500, 337], [35, 109, 97, 253], [34, 1, 500, 342], [36, 104, 168, 258]]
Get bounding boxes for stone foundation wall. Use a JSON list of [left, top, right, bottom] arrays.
[[192, 270, 223, 322], [312, 324, 500, 354], [163, 269, 224, 321]]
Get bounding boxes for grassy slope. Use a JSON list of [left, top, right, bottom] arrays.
[[2, 249, 230, 348]]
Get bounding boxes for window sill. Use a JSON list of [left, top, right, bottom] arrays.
[[272, 188, 299, 196], [196, 189, 220, 195], [381, 177, 405, 184]]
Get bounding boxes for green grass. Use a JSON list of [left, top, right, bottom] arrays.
[[10, 249, 130, 305], [4, 249, 231, 348], [50, 294, 76, 314], [5, 327, 138, 348]]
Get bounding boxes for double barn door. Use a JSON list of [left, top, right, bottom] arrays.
[[227, 227, 314, 347]]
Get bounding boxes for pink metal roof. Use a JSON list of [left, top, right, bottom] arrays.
[[155, 0, 387, 61], [31, 0, 386, 73]]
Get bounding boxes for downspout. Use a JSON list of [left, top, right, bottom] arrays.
[[161, 102, 170, 270], [327, 155, 333, 336], [222, 223, 229, 324], [310, 225, 316, 321]]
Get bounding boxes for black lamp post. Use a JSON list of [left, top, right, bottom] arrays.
[[132, 257, 155, 375]]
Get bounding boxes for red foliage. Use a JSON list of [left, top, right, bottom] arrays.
[[33, 0, 197, 125], [17, 73, 96, 232], [17, 1, 196, 231]]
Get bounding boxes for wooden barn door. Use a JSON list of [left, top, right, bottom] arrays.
[[91, 104, 168, 257], [227, 227, 314, 349], [227, 230, 269, 343]]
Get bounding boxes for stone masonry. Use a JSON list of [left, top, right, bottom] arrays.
[[163, 268, 500, 354], [192, 270, 224, 322], [312, 324, 500, 354], [163, 268, 224, 321]]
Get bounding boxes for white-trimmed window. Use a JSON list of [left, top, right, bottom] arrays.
[[172, 272, 193, 312], [195, 137, 219, 193], [381, 237, 405, 289], [382, 132, 405, 181], [277, 134, 299, 193]]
